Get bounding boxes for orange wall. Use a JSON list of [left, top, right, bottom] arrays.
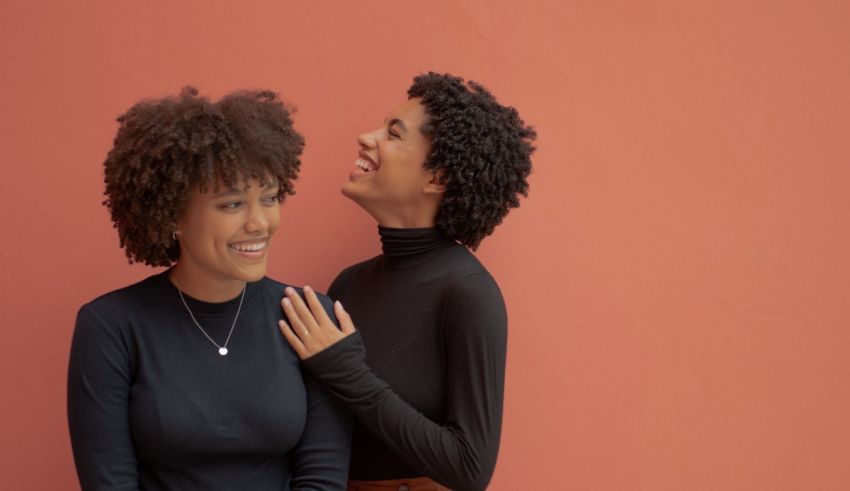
[[2, 1, 849, 489]]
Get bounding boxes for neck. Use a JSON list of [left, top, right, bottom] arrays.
[[366, 203, 438, 229], [169, 262, 246, 302], [346, 191, 442, 228], [376, 216, 435, 228]]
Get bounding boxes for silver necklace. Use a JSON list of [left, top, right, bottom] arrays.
[[176, 284, 246, 356]]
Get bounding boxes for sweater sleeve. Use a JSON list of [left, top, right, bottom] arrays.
[[289, 293, 353, 490], [67, 305, 140, 491], [305, 273, 507, 491]]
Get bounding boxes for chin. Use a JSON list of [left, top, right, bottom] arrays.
[[340, 182, 357, 200], [235, 264, 268, 283], [341, 185, 368, 208], [244, 272, 266, 282]]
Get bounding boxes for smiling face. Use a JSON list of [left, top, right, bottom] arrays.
[[342, 98, 444, 227], [171, 178, 280, 300]]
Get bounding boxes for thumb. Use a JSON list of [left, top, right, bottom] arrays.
[[334, 301, 356, 334]]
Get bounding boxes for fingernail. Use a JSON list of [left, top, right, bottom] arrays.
[[335, 300, 344, 310], [285, 287, 294, 295], [304, 285, 312, 292], [283, 298, 291, 306]]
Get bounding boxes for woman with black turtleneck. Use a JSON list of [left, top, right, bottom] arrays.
[[279, 73, 536, 491]]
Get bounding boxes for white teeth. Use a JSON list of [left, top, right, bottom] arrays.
[[355, 157, 376, 172], [231, 242, 266, 252]]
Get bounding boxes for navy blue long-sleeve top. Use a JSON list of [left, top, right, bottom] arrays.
[[68, 270, 351, 490]]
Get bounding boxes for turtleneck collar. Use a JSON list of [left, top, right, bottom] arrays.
[[378, 226, 455, 268]]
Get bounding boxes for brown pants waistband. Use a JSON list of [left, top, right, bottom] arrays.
[[347, 476, 450, 491]]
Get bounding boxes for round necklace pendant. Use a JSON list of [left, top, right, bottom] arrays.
[[218, 347, 229, 356]]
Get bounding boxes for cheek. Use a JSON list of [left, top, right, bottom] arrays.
[[200, 215, 239, 250], [181, 226, 216, 260], [405, 136, 430, 163], [183, 219, 212, 248], [267, 207, 281, 234]]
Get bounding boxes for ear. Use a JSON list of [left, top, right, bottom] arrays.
[[423, 171, 446, 195]]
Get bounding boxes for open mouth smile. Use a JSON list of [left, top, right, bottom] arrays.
[[353, 150, 379, 174], [229, 240, 268, 258]]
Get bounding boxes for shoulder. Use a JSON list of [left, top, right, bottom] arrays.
[[262, 277, 336, 317], [327, 255, 382, 296], [440, 268, 507, 344], [73, 274, 164, 349], [435, 248, 506, 312], [260, 276, 290, 297], [336, 255, 382, 281], [446, 272, 503, 308], [441, 245, 499, 287], [78, 273, 163, 325], [262, 277, 330, 301]]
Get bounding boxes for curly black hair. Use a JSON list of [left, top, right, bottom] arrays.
[[408, 72, 536, 249], [103, 86, 304, 267]]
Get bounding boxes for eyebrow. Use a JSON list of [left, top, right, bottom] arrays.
[[213, 181, 279, 197], [213, 190, 242, 198]]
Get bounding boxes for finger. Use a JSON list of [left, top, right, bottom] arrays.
[[278, 310, 310, 340], [281, 296, 308, 335], [334, 301, 357, 334], [303, 286, 333, 327], [285, 287, 319, 329], [278, 319, 308, 359]]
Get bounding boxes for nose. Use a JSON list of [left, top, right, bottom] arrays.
[[243, 203, 269, 234], [357, 128, 379, 150]]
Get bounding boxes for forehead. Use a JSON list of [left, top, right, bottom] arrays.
[[198, 176, 279, 195]]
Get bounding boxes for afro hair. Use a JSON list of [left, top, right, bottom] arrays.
[[103, 86, 304, 266], [408, 72, 536, 249]]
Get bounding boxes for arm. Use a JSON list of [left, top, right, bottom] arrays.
[[288, 293, 352, 491], [67, 305, 140, 491], [288, 374, 352, 490], [281, 275, 507, 491]]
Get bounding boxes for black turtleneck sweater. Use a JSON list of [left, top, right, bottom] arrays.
[[68, 271, 351, 490], [303, 227, 507, 491]]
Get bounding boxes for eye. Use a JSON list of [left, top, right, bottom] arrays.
[[261, 195, 281, 206], [387, 129, 400, 140], [218, 201, 243, 210]]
